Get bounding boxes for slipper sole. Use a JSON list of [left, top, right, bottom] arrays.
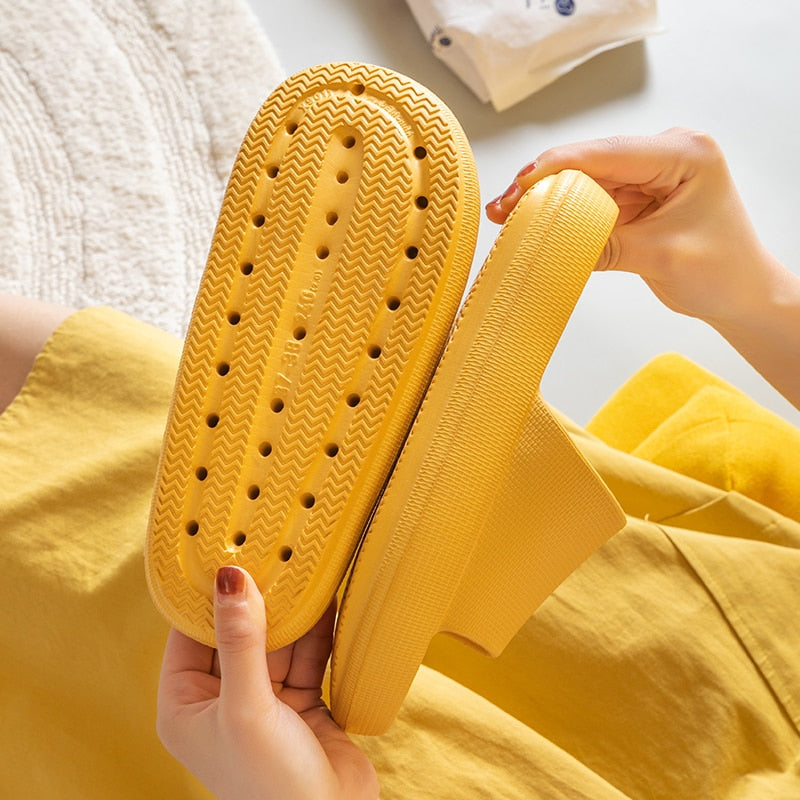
[[331, 170, 626, 734], [145, 62, 479, 650]]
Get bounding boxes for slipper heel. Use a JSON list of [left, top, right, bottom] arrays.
[[145, 62, 479, 650], [332, 170, 626, 735]]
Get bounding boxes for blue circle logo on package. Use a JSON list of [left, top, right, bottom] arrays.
[[555, 0, 575, 16]]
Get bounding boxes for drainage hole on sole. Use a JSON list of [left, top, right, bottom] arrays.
[[267, 165, 279, 178], [351, 82, 365, 95], [216, 362, 230, 376], [346, 393, 361, 408], [342, 134, 356, 149], [336, 171, 349, 184], [271, 398, 285, 413], [195, 466, 208, 481], [300, 493, 316, 509], [368, 344, 382, 359], [387, 296, 401, 311], [253, 214, 266, 227], [227, 311, 241, 325], [259, 441, 273, 457], [326, 211, 339, 226], [240, 262, 254, 275], [247, 485, 260, 500], [279, 546, 293, 562], [206, 413, 220, 428], [293, 326, 307, 341], [324, 442, 339, 457], [286, 121, 298, 134], [415, 195, 429, 209], [405, 245, 419, 259], [186, 520, 199, 536], [317, 245, 330, 259], [233, 532, 247, 547], [414, 145, 427, 160]]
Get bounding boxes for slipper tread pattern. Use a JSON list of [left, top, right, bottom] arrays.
[[146, 63, 478, 649]]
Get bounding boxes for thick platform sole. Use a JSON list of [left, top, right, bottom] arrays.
[[145, 62, 479, 650], [331, 170, 626, 734]]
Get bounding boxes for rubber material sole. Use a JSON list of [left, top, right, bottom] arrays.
[[145, 63, 479, 650], [331, 170, 627, 735]]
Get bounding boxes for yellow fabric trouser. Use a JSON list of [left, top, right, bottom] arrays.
[[1, 307, 798, 799]]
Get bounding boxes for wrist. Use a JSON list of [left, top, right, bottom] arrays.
[[702, 245, 795, 328], [710, 251, 800, 408]]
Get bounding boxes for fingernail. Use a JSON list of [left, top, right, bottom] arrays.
[[516, 160, 537, 177], [216, 565, 245, 597], [502, 181, 519, 200], [487, 181, 520, 208]]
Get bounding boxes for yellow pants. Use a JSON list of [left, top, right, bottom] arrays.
[[2, 307, 798, 799]]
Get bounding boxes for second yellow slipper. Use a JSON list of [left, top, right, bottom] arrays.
[[331, 170, 627, 735], [146, 63, 479, 650]]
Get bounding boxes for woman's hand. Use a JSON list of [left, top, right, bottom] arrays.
[[487, 127, 781, 324], [486, 128, 800, 408], [157, 566, 379, 800]]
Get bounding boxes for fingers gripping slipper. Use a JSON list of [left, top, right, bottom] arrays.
[[331, 170, 627, 735], [145, 63, 479, 650]]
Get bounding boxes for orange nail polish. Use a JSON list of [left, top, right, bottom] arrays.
[[517, 160, 537, 177]]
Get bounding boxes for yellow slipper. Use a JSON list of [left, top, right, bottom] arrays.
[[145, 62, 479, 650], [331, 170, 627, 735]]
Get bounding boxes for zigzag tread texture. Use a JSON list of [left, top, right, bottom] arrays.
[[145, 63, 479, 650]]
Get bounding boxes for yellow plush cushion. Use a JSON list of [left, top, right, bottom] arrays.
[[587, 353, 800, 522]]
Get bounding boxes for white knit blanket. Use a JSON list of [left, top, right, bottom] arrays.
[[0, 0, 284, 336]]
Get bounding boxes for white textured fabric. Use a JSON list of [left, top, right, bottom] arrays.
[[0, 0, 284, 335]]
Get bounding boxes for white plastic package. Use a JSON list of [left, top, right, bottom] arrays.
[[405, 0, 661, 111]]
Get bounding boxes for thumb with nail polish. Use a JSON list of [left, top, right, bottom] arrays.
[[157, 565, 379, 800]]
